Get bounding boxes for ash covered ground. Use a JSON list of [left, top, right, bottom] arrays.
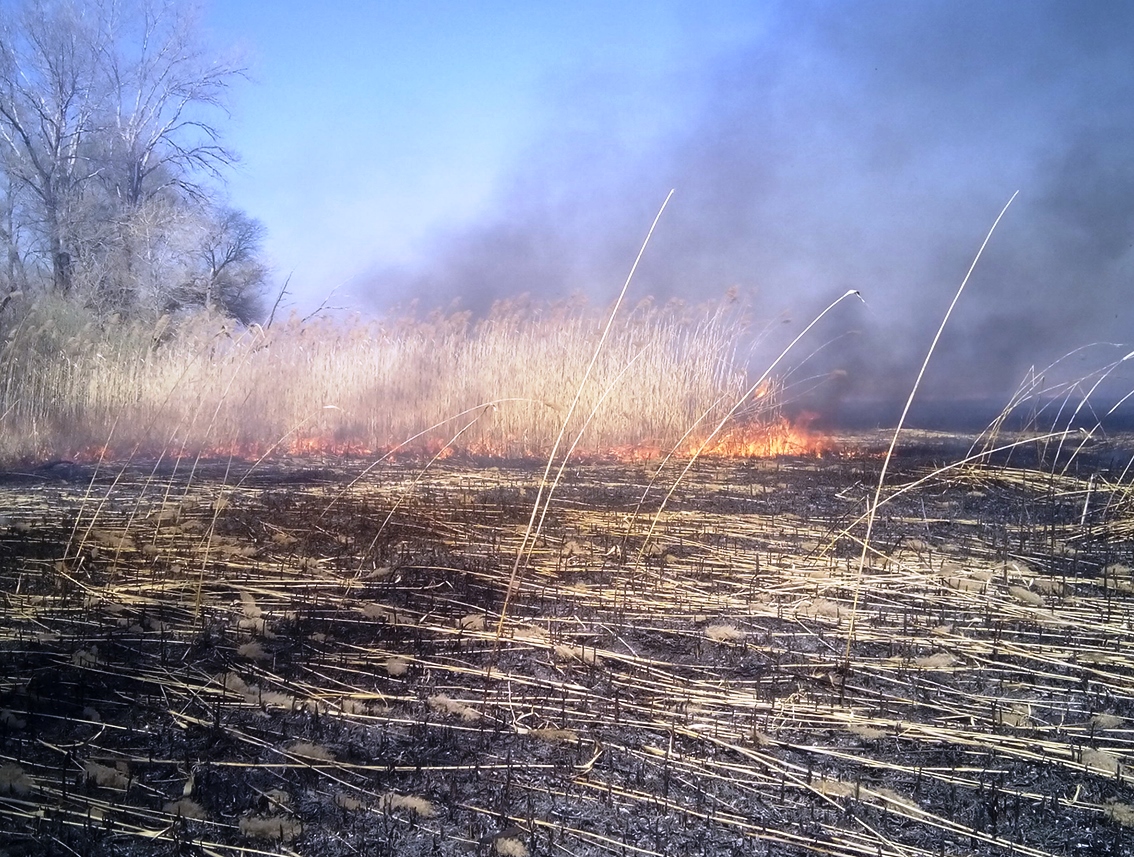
[[1, 435, 1134, 856]]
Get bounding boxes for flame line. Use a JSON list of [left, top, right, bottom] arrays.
[[634, 288, 864, 571]]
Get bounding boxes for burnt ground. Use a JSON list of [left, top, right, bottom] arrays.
[[1, 433, 1134, 856]]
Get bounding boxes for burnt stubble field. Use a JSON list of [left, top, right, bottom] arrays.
[[2, 434, 1134, 857]]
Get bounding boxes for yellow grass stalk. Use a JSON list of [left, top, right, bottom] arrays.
[[843, 191, 1019, 666]]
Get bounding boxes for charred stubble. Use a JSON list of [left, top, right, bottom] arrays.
[[0, 441, 1133, 856]]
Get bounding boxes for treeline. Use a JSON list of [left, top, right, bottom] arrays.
[[0, 0, 267, 322]]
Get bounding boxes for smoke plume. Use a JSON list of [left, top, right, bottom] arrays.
[[357, 1, 1134, 415]]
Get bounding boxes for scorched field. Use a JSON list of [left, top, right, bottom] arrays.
[[2, 432, 1134, 857]]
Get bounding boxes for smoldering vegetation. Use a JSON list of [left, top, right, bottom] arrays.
[[0, 294, 823, 464], [2, 428, 1134, 855]]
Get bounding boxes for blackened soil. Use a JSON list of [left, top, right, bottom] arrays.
[[1, 441, 1134, 856]]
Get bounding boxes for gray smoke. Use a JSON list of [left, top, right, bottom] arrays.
[[357, 1, 1134, 411]]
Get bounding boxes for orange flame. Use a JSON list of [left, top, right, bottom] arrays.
[[64, 415, 832, 464], [684, 413, 830, 458]]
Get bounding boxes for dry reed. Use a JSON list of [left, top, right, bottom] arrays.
[[0, 294, 761, 463]]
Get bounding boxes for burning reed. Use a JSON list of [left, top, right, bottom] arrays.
[[0, 294, 795, 463]]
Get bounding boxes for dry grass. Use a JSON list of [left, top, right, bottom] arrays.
[[0, 294, 772, 463], [380, 792, 437, 818]]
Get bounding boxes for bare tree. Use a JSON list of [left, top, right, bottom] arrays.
[[100, 0, 244, 206], [0, 0, 108, 292], [202, 207, 266, 321], [175, 206, 266, 322], [0, 173, 30, 289], [0, 0, 267, 319]]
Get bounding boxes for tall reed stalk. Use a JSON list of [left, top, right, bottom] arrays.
[[0, 292, 760, 464]]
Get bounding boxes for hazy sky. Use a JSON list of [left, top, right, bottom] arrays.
[[205, 1, 1134, 405], [206, 0, 757, 302]]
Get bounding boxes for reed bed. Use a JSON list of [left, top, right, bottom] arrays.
[[2, 443, 1133, 856], [0, 295, 770, 463]]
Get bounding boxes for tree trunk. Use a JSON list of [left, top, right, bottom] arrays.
[[52, 244, 72, 293]]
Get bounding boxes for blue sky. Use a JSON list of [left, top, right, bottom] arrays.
[[205, 1, 763, 308], [202, 1, 1134, 403]]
